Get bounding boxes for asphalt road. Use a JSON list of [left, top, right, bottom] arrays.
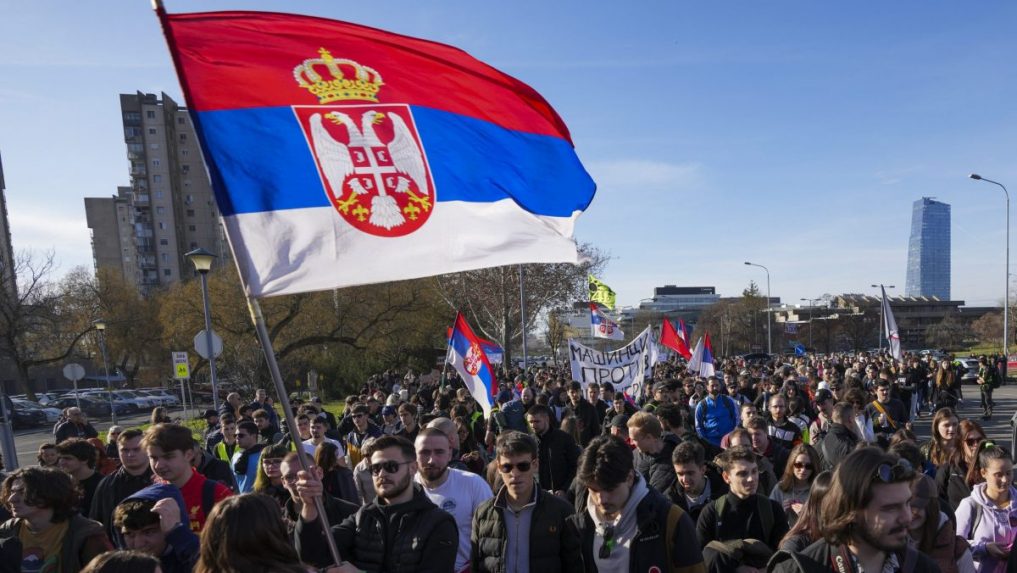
[[8, 404, 206, 468], [6, 383, 1016, 469]]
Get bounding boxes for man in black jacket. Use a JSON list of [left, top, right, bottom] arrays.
[[667, 440, 727, 523], [819, 402, 859, 471], [53, 407, 98, 444], [279, 452, 358, 552], [626, 411, 679, 494], [568, 435, 705, 573], [525, 405, 579, 496], [769, 447, 941, 573], [695, 446, 789, 570], [89, 429, 154, 542], [191, 440, 237, 492], [294, 435, 457, 573], [567, 381, 601, 447], [471, 431, 582, 573]]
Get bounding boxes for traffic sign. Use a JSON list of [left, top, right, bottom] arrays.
[[194, 330, 223, 360], [62, 363, 85, 382], [172, 352, 190, 380]]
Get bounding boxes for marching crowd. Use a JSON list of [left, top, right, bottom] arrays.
[[1, 351, 1015, 573]]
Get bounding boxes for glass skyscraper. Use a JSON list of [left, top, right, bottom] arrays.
[[905, 197, 951, 300]]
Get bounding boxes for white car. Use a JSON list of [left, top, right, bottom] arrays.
[[114, 390, 157, 410], [138, 389, 180, 407]]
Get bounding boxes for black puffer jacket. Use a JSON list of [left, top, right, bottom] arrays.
[[634, 433, 680, 493], [536, 428, 580, 493], [818, 423, 857, 471], [295, 484, 458, 573], [471, 485, 582, 573]]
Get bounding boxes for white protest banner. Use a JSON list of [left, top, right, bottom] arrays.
[[568, 326, 658, 395]]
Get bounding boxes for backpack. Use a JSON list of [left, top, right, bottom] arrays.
[[715, 494, 774, 547], [664, 503, 687, 569], [988, 366, 1002, 389], [201, 478, 220, 518], [494, 399, 527, 433], [696, 395, 737, 432]]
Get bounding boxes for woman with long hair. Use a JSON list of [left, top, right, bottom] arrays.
[[195, 493, 311, 573], [933, 358, 961, 411], [779, 471, 833, 552], [150, 407, 173, 426], [923, 407, 960, 467], [252, 443, 290, 509], [770, 443, 821, 525], [910, 473, 975, 573], [937, 420, 988, 510], [956, 443, 1016, 573], [314, 441, 358, 505]]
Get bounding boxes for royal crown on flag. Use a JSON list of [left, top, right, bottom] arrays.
[[293, 48, 384, 103]]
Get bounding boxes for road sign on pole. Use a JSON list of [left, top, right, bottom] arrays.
[[194, 330, 223, 360], [63, 363, 86, 410], [172, 352, 190, 380]]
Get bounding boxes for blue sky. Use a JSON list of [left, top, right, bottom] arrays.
[[1, 1, 1015, 308]]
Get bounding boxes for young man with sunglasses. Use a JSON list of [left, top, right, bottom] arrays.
[[414, 427, 493, 573], [294, 434, 458, 573], [569, 435, 705, 573], [470, 431, 582, 573], [769, 447, 939, 573]]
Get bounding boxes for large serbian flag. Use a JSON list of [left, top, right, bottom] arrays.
[[157, 10, 596, 296], [446, 313, 496, 417]]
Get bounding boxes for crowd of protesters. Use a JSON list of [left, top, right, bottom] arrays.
[[0, 350, 1014, 572]]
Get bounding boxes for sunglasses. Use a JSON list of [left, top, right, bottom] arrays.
[[792, 462, 813, 470], [498, 461, 533, 474], [965, 437, 986, 447], [370, 460, 413, 475], [599, 525, 616, 559], [874, 458, 913, 483]]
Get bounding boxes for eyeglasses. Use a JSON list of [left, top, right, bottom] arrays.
[[498, 461, 533, 474], [792, 462, 813, 470], [262, 458, 282, 467], [874, 458, 913, 483], [599, 525, 616, 559], [369, 460, 413, 475]]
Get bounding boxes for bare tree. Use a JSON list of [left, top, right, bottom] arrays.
[[433, 243, 607, 366], [0, 252, 94, 399]]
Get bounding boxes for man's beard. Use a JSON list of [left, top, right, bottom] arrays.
[[379, 469, 413, 502], [420, 463, 448, 482], [855, 519, 908, 553]]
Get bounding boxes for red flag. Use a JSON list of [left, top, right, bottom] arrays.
[[660, 319, 692, 359]]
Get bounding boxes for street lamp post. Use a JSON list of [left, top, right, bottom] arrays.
[[186, 248, 221, 412], [970, 174, 1010, 362], [93, 319, 117, 424], [800, 298, 817, 348], [870, 285, 895, 353], [744, 262, 772, 354]]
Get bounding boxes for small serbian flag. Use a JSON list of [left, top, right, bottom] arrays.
[[156, 9, 595, 297], [446, 313, 496, 417], [701, 333, 716, 378], [678, 319, 691, 345], [590, 303, 624, 341], [660, 319, 692, 359]]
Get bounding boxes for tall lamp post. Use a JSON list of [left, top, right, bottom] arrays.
[[93, 319, 117, 424], [744, 261, 772, 354], [186, 248, 221, 412], [970, 174, 1010, 362], [871, 284, 895, 353], [800, 297, 818, 348]]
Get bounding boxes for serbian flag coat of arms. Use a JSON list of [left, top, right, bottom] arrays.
[[590, 303, 624, 341], [157, 9, 596, 296], [446, 313, 496, 417]]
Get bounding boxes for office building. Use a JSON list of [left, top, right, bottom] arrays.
[[905, 197, 950, 300], [85, 92, 228, 294]]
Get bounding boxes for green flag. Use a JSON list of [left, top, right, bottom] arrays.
[[588, 274, 616, 310]]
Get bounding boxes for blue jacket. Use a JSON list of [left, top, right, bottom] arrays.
[[231, 447, 262, 493], [694, 395, 739, 446], [121, 484, 199, 573]]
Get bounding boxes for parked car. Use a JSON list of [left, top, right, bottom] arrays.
[[12, 399, 61, 423], [137, 389, 180, 407], [957, 358, 979, 384], [114, 390, 157, 410], [1, 396, 46, 429], [78, 390, 140, 414], [49, 396, 128, 418]]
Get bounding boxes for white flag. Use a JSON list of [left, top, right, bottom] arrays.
[[881, 285, 902, 360], [686, 337, 704, 375]]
